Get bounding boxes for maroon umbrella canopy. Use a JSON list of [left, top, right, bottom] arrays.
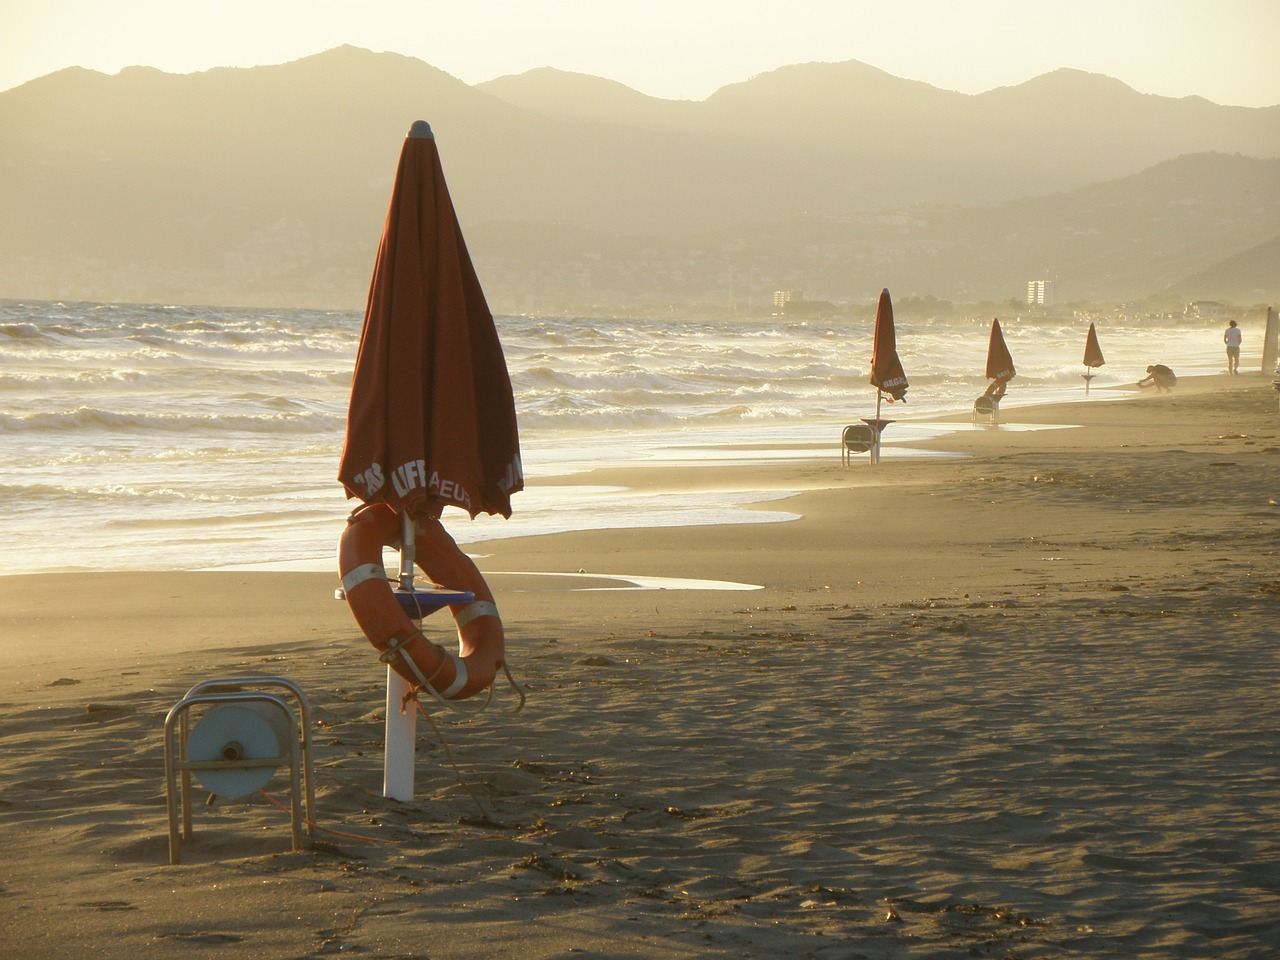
[[338, 121, 522, 520], [869, 288, 908, 402], [1083, 322, 1106, 368], [985, 318, 1016, 383]]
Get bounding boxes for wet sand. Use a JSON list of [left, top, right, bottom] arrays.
[[1, 374, 1277, 958]]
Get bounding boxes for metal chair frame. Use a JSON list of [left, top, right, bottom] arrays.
[[163, 676, 315, 865], [973, 395, 1000, 424], [841, 423, 876, 466]]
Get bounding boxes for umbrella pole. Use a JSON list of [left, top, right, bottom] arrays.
[[873, 391, 883, 465], [398, 511, 416, 590], [384, 510, 419, 802]]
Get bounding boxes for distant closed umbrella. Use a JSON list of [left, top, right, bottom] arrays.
[[1082, 322, 1105, 392], [869, 288, 909, 407], [338, 120, 522, 521], [860, 287, 908, 464], [985, 318, 1015, 384], [1083, 323, 1105, 369]]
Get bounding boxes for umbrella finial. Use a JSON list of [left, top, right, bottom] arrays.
[[408, 120, 434, 140]]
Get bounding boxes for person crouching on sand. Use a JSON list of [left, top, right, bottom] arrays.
[[1137, 364, 1177, 392]]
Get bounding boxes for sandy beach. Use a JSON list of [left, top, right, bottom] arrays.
[[2, 373, 1277, 959]]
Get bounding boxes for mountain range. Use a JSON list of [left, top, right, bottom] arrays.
[[1, 45, 1277, 312]]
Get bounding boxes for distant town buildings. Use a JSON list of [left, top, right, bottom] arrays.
[[773, 290, 794, 315], [1185, 301, 1224, 319], [1027, 280, 1055, 306]]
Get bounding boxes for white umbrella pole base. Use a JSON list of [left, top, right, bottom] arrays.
[[376, 513, 474, 802], [386, 512, 419, 802], [384, 665, 417, 801]]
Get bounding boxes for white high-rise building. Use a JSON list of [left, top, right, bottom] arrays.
[[1027, 280, 1055, 306]]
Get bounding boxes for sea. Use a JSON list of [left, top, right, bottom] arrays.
[[0, 298, 1227, 576]]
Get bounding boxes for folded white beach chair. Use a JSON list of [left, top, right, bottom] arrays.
[[973, 395, 1000, 424], [841, 423, 877, 465]]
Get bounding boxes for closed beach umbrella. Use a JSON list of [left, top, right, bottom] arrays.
[[338, 120, 522, 521], [869, 288, 909, 406], [337, 121, 523, 792], [985, 318, 1015, 384], [1083, 322, 1105, 369], [1082, 322, 1105, 392]]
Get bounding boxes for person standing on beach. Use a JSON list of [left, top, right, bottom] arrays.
[[1223, 320, 1242, 375]]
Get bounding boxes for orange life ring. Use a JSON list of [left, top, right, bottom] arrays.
[[338, 502, 504, 701]]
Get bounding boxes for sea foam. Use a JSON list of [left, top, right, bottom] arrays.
[[0, 298, 1229, 573]]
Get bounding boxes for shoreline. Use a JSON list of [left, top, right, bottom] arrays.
[[179, 374, 1266, 573], [2, 372, 1272, 682], [1, 371, 1277, 958]]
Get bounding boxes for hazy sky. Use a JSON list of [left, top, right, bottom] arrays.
[[3, 0, 1279, 107]]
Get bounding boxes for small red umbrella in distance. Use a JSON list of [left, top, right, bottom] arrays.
[[1083, 322, 1106, 369], [985, 318, 1016, 385], [1082, 322, 1106, 392], [869, 288, 909, 417]]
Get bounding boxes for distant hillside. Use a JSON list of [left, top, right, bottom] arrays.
[[911, 153, 1280, 302], [558, 152, 1279, 309], [478, 67, 698, 128], [484, 61, 1280, 206], [1174, 235, 1280, 303], [1, 47, 1277, 310]]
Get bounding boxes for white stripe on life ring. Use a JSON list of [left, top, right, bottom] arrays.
[[438, 658, 468, 699], [454, 600, 499, 628], [341, 562, 386, 594]]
